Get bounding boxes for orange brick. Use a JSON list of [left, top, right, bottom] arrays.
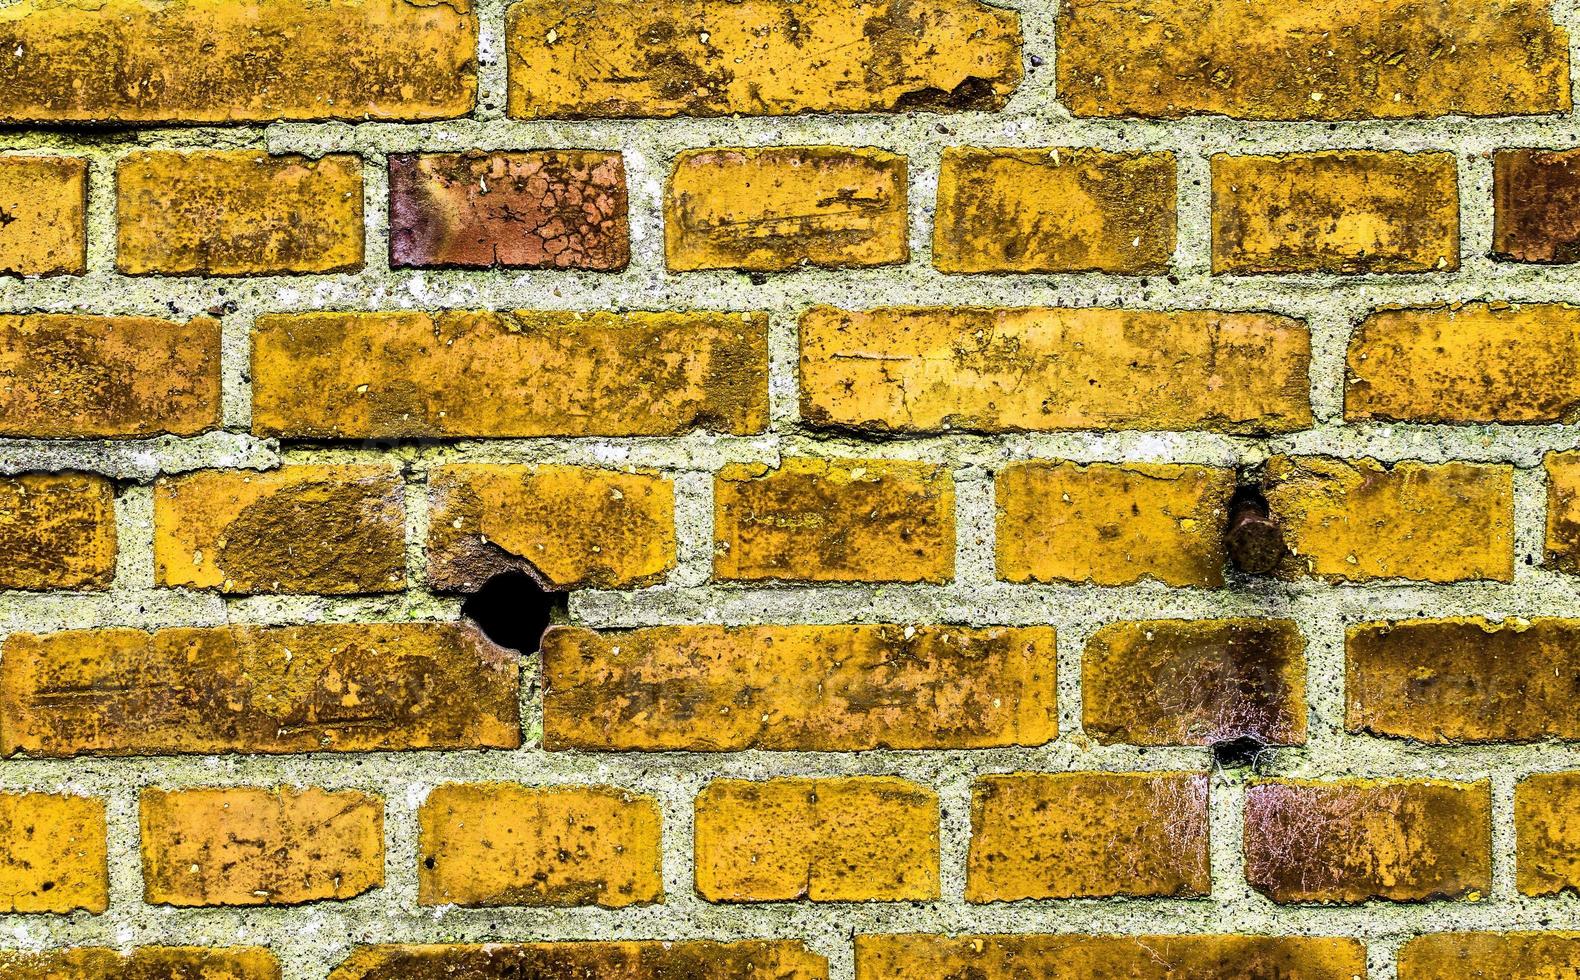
[[1057, 0, 1570, 119], [252, 310, 768, 439], [0, 792, 106, 913], [1, 623, 519, 757], [0, 948, 279, 980], [714, 458, 954, 584], [1516, 773, 1580, 897], [506, 0, 1020, 118], [800, 307, 1311, 434], [1348, 303, 1580, 424], [0, 156, 85, 276], [330, 943, 826, 980], [1547, 452, 1580, 571], [0, 474, 116, 591], [0, 0, 476, 123], [666, 147, 908, 271], [140, 786, 383, 907], [996, 462, 1234, 587], [1083, 619, 1307, 747], [0, 314, 221, 438], [542, 624, 1057, 751], [855, 934, 1367, 979], [967, 772, 1208, 901], [1348, 617, 1580, 744], [1267, 456, 1514, 583], [1212, 152, 1458, 274], [117, 151, 363, 276], [934, 148, 1176, 274], [1399, 933, 1580, 978], [1244, 779, 1491, 904], [154, 466, 405, 595], [695, 777, 938, 902], [426, 464, 674, 592], [418, 783, 662, 908]]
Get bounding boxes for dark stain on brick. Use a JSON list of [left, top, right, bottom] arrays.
[[1494, 149, 1580, 263], [217, 479, 405, 594]]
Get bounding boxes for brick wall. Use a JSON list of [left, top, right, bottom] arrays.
[[1, 0, 1580, 977]]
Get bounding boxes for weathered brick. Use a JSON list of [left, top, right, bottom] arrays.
[[967, 772, 1208, 902], [0, 314, 221, 438], [0, 623, 518, 757], [0, 474, 116, 591], [331, 943, 826, 980], [1515, 772, 1580, 897], [714, 458, 954, 584], [418, 783, 662, 908], [996, 462, 1234, 587], [542, 624, 1057, 751], [695, 777, 937, 902], [1347, 303, 1580, 424], [505, 0, 1020, 118], [934, 148, 1176, 274], [1266, 456, 1514, 583], [0, 156, 85, 277], [1244, 779, 1491, 904], [1399, 933, 1580, 978], [800, 307, 1311, 434], [0, 0, 476, 123], [855, 934, 1367, 979], [140, 786, 383, 907], [0, 792, 106, 914], [1212, 152, 1459, 274], [252, 310, 768, 439], [1495, 149, 1580, 262], [117, 151, 363, 277], [427, 464, 674, 592], [1547, 452, 1580, 571], [1083, 619, 1307, 747], [389, 151, 628, 270], [1347, 617, 1580, 744], [1057, 0, 1570, 120], [153, 466, 405, 595], [0, 948, 279, 980], [666, 147, 907, 271]]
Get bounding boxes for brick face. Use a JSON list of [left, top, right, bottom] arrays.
[[694, 777, 938, 902], [800, 307, 1311, 434], [331, 944, 827, 980], [0, 473, 116, 591], [1495, 149, 1580, 262], [505, 0, 1021, 118], [542, 625, 1057, 751], [0, 792, 106, 914], [0, 156, 85, 277], [1546, 451, 1580, 570], [1399, 933, 1580, 979], [855, 935, 1368, 979], [1515, 773, 1580, 897], [0, 949, 280, 980]]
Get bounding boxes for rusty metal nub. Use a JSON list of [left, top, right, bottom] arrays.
[[1226, 491, 1285, 575]]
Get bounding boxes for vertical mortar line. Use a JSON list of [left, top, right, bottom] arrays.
[[103, 780, 145, 916], [1512, 463, 1550, 581], [656, 766, 705, 921], [401, 461, 431, 592], [384, 777, 425, 916], [1294, 592, 1350, 748], [83, 148, 120, 276], [907, 141, 939, 270], [951, 469, 997, 591], [361, 151, 391, 274], [1457, 147, 1495, 273], [1006, 0, 1058, 117], [1171, 149, 1213, 280], [473, 0, 511, 121], [619, 140, 669, 282], [1303, 307, 1358, 426], [1489, 766, 1520, 902], [1207, 774, 1250, 904], [670, 470, 716, 590], [114, 483, 156, 590], [1367, 935, 1403, 980], [1055, 620, 1093, 745], [219, 308, 258, 432], [935, 767, 976, 907], [766, 308, 802, 429]]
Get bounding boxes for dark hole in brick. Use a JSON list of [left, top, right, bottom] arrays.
[[461, 571, 567, 654], [1226, 483, 1285, 575], [1211, 735, 1268, 770]]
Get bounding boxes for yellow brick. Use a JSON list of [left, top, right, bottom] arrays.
[[0, 948, 279, 980], [0, 156, 84, 276], [935, 148, 1176, 274], [666, 147, 907, 271], [968, 773, 1209, 901], [0, 0, 476, 123], [996, 462, 1234, 587], [857, 935, 1367, 980], [426, 465, 674, 592], [0, 474, 116, 591], [154, 466, 405, 595], [252, 310, 768, 439], [0, 314, 221, 438], [1212, 152, 1459, 274], [1547, 452, 1580, 571], [1516, 773, 1580, 896], [506, 0, 1020, 118], [800, 307, 1311, 434], [1400, 934, 1580, 980], [1348, 302, 1580, 423], [694, 777, 938, 902], [714, 458, 954, 584], [1057, 0, 1570, 119], [331, 943, 825, 980], [0, 792, 106, 913], [117, 151, 363, 276], [140, 786, 383, 907], [419, 783, 662, 908], [1267, 456, 1514, 583]]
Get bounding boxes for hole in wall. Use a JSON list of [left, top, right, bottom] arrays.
[[460, 571, 567, 654], [1211, 735, 1269, 771]]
